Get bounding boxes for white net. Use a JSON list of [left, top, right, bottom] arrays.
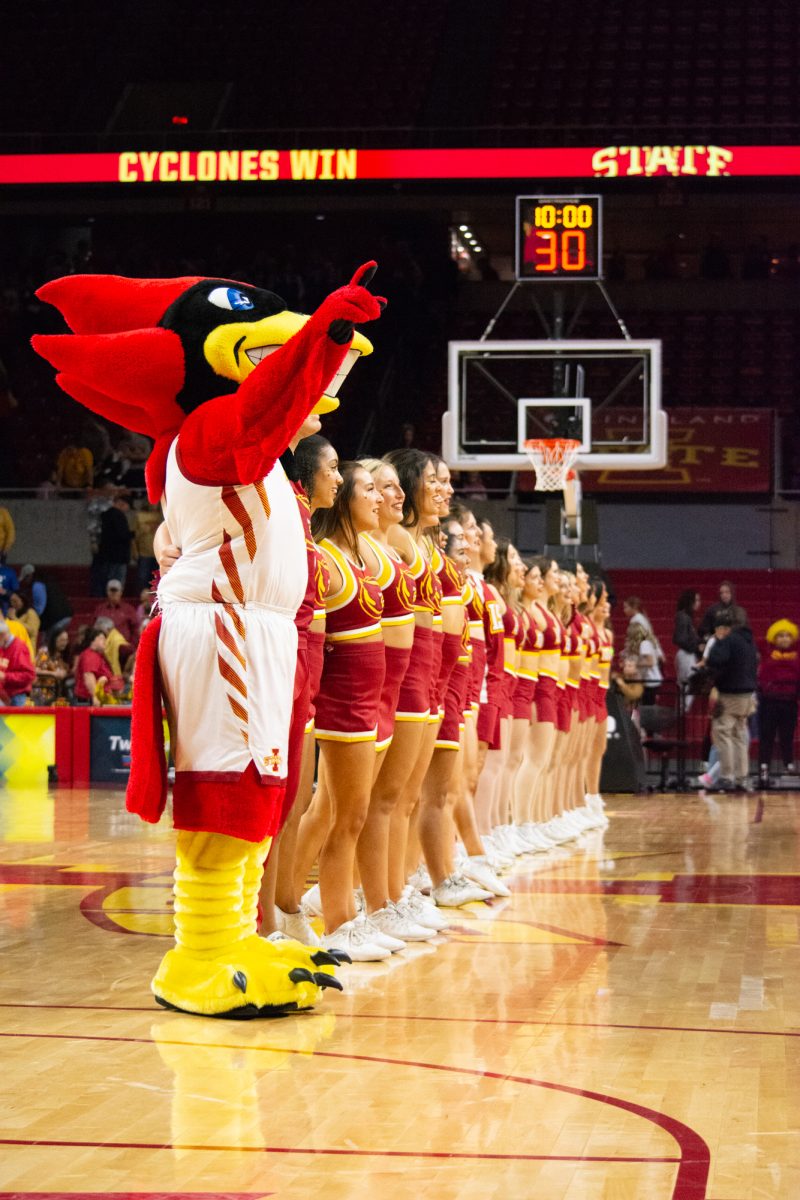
[[523, 438, 581, 491]]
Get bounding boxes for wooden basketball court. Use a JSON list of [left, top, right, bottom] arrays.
[[0, 785, 797, 1200]]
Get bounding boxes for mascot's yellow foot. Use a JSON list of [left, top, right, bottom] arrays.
[[154, 830, 348, 1018], [152, 934, 345, 1018]]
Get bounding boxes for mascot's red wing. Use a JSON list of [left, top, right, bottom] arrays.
[[32, 328, 186, 433], [36, 274, 203, 335]]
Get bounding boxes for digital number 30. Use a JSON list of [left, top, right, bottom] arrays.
[[535, 230, 587, 272]]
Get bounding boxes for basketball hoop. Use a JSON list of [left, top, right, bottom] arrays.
[[523, 438, 581, 491]]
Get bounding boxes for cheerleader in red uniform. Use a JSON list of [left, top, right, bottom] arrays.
[[475, 538, 527, 859], [531, 569, 574, 844], [380, 450, 451, 922], [419, 504, 495, 906], [554, 570, 597, 837], [409, 459, 491, 905], [569, 567, 607, 831], [442, 504, 510, 895], [260, 433, 341, 945], [586, 590, 613, 821], [472, 521, 505, 840], [353, 458, 437, 941], [295, 463, 389, 960], [516, 557, 564, 845], [509, 560, 547, 846]]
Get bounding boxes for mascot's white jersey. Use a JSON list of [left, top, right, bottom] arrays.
[[157, 439, 306, 782]]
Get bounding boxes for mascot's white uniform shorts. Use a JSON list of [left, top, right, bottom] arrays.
[[157, 440, 306, 809]]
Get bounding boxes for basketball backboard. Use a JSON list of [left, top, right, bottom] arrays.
[[442, 339, 667, 473]]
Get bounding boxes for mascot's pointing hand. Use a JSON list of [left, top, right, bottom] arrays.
[[324, 260, 387, 345]]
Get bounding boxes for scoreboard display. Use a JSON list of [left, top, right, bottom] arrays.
[[516, 195, 602, 280]]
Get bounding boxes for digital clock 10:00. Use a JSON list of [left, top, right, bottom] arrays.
[[532, 203, 594, 229]]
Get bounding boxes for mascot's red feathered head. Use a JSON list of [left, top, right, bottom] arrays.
[[32, 272, 375, 499]]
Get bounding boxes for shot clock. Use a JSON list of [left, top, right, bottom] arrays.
[[516, 195, 602, 281]]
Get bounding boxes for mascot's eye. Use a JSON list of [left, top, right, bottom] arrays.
[[208, 287, 255, 312]]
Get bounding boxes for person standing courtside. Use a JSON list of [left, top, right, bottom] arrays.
[[706, 611, 758, 792]]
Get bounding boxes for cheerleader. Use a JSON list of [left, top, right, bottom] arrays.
[[297, 463, 389, 960], [509, 560, 549, 848], [405, 460, 491, 905], [475, 538, 527, 858], [352, 458, 438, 940], [555, 569, 597, 836], [260, 434, 340, 945], [537, 568, 584, 844], [586, 589, 613, 823], [515, 556, 563, 847], [570, 568, 607, 830], [379, 449, 453, 919], [472, 522, 505, 840], [439, 509, 510, 897]]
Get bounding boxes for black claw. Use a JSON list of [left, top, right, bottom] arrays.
[[314, 972, 344, 991], [358, 264, 377, 287], [327, 317, 354, 345], [377, 298, 387, 311], [232, 970, 247, 993], [288, 967, 316, 985], [327, 949, 352, 965], [311, 950, 340, 967]]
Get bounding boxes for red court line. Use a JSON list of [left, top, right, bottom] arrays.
[[0, 1030, 709, 1199], [1, 1002, 797, 1039], [0, 1194, 268, 1199], [0, 1139, 678, 1164]]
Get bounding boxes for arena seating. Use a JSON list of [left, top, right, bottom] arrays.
[[5, 2, 800, 144], [609, 569, 800, 660]]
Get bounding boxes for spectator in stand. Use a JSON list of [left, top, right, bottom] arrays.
[[132, 502, 161, 592], [0, 505, 15, 562], [92, 616, 132, 677], [93, 447, 126, 489], [55, 442, 94, 490], [18, 564, 46, 618], [33, 627, 74, 705], [20, 565, 72, 638], [96, 496, 134, 590], [7, 592, 40, 649], [93, 579, 138, 643], [0, 619, 35, 706], [623, 596, 663, 703], [459, 470, 489, 500], [0, 560, 20, 616], [699, 580, 748, 641], [673, 589, 701, 694], [37, 472, 59, 500], [118, 434, 151, 491], [73, 627, 114, 707], [705, 611, 758, 792], [757, 619, 800, 785]]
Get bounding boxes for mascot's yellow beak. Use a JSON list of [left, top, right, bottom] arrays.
[[203, 312, 373, 414]]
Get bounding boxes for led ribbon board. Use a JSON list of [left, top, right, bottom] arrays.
[[2, 145, 800, 184]]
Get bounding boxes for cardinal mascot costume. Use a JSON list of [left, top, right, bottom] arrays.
[[33, 261, 385, 1017]]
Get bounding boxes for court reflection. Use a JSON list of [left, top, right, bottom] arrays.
[[151, 1011, 337, 1167]]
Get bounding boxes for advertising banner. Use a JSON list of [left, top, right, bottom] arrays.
[[89, 713, 133, 783], [582, 408, 773, 494], [0, 711, 55, 785]]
